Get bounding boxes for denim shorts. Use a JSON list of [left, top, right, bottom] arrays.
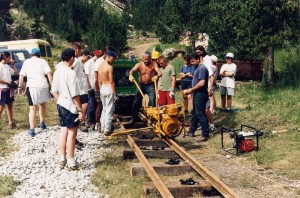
[[180, 81, 192, 90], [220, 86, 235, 96], [57, 104, 79, 128]]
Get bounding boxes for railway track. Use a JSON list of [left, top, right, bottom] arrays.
[[114, 117, 240, 198]]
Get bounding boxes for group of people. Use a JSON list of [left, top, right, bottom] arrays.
[[129, 46, 237, 142], [179, 46, 237, 141], [0, 43, 236, 170]]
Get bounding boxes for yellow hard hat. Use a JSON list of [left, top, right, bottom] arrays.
[[151, 51, 160, 59]]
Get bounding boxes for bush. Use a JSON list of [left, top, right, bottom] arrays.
[[274, 43, 300, 86]]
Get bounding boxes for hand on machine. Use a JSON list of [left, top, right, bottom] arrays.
[[129, 75, 134, 82]]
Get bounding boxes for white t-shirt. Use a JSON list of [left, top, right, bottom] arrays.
[[0, 63, 14, 88], [72, 58, 88, 95], [94, 57, 105, 72], [84, 58, 96, 90], [51, 65, 80, 114], [219, 63, 237, 88], [20, 57, 51, 88], [203, 55, 213, 77]]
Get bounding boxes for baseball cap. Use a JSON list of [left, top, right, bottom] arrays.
[[31, 48, 41, 56], [210, 55, 218, 62], [93, 50, 101, 56], [225, 52, 234, 59], [107, 50, 117, 58], [151, 51, 160, 59], [81, 49, 90, 56]]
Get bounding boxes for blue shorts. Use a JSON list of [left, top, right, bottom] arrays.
[[57, 104, 79, 128], [181, 81, 192, 90], [0, 89, 14, 106]]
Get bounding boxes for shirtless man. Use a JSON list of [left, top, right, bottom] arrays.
[[97, 50, 117, 135], [129, 52, 162, 120]]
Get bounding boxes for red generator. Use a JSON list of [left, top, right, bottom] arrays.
[[221, 125, 263, 155]]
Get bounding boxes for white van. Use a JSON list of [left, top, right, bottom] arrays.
[[0, 39, 53, 66]]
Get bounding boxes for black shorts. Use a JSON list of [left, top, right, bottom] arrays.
[[57, 104, 79, 128], [80, 94, 88, 104], [0, 89, 14, 105], [181, 81, 192, 90], [25, 87, 34, 106]]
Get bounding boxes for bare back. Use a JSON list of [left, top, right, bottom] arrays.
[[137, 61, 156, 84], [98, 61, 113, 86]]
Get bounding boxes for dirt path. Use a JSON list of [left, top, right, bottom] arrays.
[[129, 41, 160, 60]]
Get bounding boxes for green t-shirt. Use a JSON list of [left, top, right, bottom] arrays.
[[158, 64, 176, 91]]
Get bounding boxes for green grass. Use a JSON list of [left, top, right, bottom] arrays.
[[0, 175, 21, 196], [170, 56, 184, 79]]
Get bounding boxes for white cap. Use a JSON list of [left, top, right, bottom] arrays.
[[225, 52, 234, 59], [210, 55, 218, 62]]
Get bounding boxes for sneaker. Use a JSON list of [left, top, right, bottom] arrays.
[[27, 129, 36, 137], [40, 122, 47, 130], [59, 159, 67, 168], [9, 123, 17, 129], [66, 163, 79, 171], [197, 136, 209, 142], [209, 124, 217, 133]]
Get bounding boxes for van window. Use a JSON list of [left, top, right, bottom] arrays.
[[39, 44, 46, 57], [46, 45, 52, 57], [12, 52, 27, 63]]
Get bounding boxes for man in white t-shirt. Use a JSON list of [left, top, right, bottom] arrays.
[[71, 44, 90, 131], [18, 48, 53, 137], [219, 52, 237, 112], [84, 49, 101, 129]]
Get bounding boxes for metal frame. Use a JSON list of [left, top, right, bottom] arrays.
[[221, 125, 261, 156]]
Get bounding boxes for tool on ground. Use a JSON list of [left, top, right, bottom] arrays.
[[180, 178, 199, 185], [165, 158, 180, 165], [221, 125, 263, 155]]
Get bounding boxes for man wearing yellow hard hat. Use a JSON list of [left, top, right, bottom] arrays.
[[151, 51, 160, 66]]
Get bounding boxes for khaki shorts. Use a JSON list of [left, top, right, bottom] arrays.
[[220, 86, 234, 96]]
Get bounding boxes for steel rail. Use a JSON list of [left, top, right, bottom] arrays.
[[163, 138, 240, 198], [126, 135, 174, 198]]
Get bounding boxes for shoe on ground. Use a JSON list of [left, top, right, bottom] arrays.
[[27, 129, 36, 137], [209, 124, 217, 133], [40, 122, 47, 130], [104, 131, 112, 136], [66, 163, 79, 171], [75, 139, 84, 147], [197, 136, 209, 142], [185, 132, 195, 137], [59, 159, 67, 168], [220, 108, 227, 112], [95, 123, 101, 130], [9, 123, 17, 129], [79, 123, 89, 132]]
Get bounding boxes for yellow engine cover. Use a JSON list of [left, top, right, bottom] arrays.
[[161, 115, 179, 137]]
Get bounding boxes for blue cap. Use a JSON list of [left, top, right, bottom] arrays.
[[31, 48, 41, 56], [107, 50, 116, 58]]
